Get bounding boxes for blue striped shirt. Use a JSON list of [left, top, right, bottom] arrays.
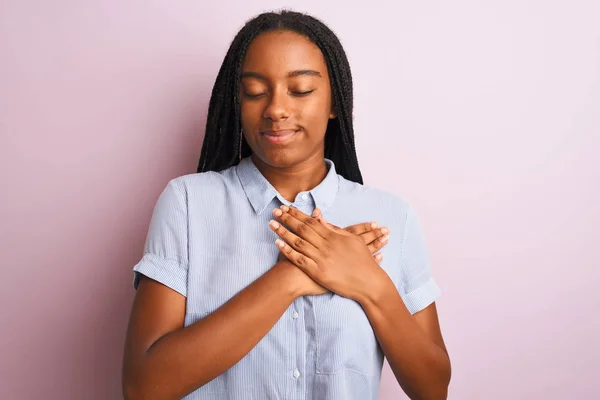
[[132, 156, 441, 399]]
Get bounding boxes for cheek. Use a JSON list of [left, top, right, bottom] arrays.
[[301, 97, 332, 131], [240, 102, 262, 129]]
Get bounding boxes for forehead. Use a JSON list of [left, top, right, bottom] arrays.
[[241, 30, 328, 76]]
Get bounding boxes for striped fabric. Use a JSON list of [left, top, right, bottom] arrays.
[[132, 156, 441, 399]]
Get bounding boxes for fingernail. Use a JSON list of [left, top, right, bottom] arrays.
[[273, 208, 283, 217], [275, 239, 284, 247], [371, 222, 378, 229], [381, 227, 389, 234], [382, 235, 389, 243], [269, 220, 280, 229], [281, 205, 289, 212]]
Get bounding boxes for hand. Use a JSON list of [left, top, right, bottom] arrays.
[[277, 208, 389, 263], [274, 209, 389, 297], [277, 259, 329, 296], [311, 208, 389, 262], [270, 206, 390, 302]]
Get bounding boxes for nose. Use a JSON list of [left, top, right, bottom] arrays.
[[263, 89, 290, 121]]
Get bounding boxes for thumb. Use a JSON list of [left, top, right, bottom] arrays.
[[312, 208, 328, 223], [312, 208, 340, 232], [312, 208, 327, 225]]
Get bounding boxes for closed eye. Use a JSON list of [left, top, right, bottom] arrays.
[[242, 89, 315, 99], [292, 90, 315, 96], [243, 92, 266, 99]]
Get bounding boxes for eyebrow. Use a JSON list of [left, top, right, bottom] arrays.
[[240, 70, 322, 80]]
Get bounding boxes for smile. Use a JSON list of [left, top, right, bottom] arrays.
[[261, 129, 299, 144]]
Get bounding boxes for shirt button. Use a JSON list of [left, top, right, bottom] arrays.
[[301, 193, 308, 201], [293, 369, 300, 378], [292, 311, 299, 320]]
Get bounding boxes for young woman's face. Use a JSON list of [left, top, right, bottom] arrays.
[[239, 30, 336, 168]]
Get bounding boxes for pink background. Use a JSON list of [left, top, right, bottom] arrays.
[[1, 1, 599, 399]]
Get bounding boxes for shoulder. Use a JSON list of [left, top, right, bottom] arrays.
[[165, 165, 240, 199], [336, 175, 412, 220]]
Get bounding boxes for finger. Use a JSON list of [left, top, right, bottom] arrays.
[[278, 206, 332, 241], [320, 219, 343, 233], [269, 219, 320, 260], [313, 209, 332, 229], [311, 208, 347, 234], [273, 207, 326, 247], [345, 221, 379, 236], [275, 239, 318, 274], [360, 227, 389, 245], [366, 234, 389, 254], [324, 222, 342, 232], [374, 253, 384, 263], [320, 219, 342, 232]]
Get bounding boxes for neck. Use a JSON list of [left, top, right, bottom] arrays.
[[251, 152, 328, 203]]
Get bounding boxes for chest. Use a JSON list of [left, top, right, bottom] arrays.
[[184, 200, 403, 316]]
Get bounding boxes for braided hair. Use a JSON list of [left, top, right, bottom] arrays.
[[197, 10, 363, 184]]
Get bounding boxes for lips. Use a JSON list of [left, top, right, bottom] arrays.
[[261, 129, 298, 144]]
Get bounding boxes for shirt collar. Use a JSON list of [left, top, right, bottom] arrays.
[[236, 156, 339, 215]]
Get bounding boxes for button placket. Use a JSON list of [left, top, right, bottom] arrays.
[[290, 299, 305, 393]]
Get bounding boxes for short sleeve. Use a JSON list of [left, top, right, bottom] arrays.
[[398, 205, 441, 314], [132, 179, 189, 296]]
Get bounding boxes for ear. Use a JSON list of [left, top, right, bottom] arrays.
[[329, 98, 337, 119]]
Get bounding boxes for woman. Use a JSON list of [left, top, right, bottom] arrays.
[[122, 10, 451, 400]]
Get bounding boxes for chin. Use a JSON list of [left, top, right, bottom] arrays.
[[253, 149, 302, 169]]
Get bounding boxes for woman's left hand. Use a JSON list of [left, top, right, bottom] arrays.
[[269, 205, 388, 302]]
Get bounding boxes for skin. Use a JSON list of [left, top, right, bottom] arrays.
[[239, 29, 335, 202], [122, 29, 450, 400]]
